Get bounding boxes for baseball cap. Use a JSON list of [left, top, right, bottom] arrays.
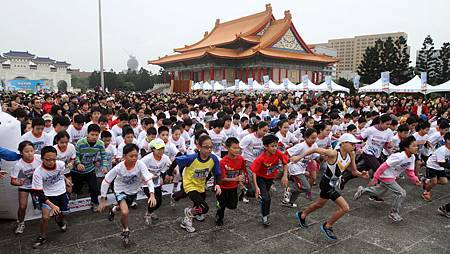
[[43, 114, 53, 121], [338, 133, 361, 144], [149, 138, 165, 150]]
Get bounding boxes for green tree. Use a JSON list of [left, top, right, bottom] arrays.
[[391, 36, 413, 84], [416, 35, 439, 84], [71, 76, 91, 90], [336, 77, 356, 95], [438, 42, 450, 83], [357, 40, 382, 84]]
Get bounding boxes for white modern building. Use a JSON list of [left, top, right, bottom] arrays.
[[0, 51, 72, 92], [309, 45, 337, 79]]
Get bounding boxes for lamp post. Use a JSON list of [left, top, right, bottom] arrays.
[[98, 0, 105, 91]]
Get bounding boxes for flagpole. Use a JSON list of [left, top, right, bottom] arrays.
[[98, 0, 105, 92]]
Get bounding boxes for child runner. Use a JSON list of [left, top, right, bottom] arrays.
[[208, 119, 227, 158], [98, 144, 156, 247], [176, 135, 222, 233], [275, 119, 299, 153], [31, 146, 72, 248], [67, 114, 86, 146], [10, 141, 41, 234], [251, 134, 289, 227], [240, 121, 269, 201], [354, 136, 422, 221], [53, 131, 76, 196], [140, 139, 171, 225], [98, 131, 117, 194], [422, 132, 450, 201], [216, 137, 246, 226], [295, 133, 368, 241], [170, 125, 187, 154], [283, 128, 318, 207], [21, 117, 52, 155], [73, 124, 108, 211]]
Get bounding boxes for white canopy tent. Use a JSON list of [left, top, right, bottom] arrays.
[[269, 80, 284, 91], [358, 78, 397, 93], [211, 81, 225, 91], [426, 79, 450, 94], [237, 81, 249, 91], [251, 80, 265, 91], [202, 81, 212, 90], [192, 82, 201, 90], [313, 80, 350, 93], [280, 79, 305, 91], [389, 76, 426, 94]]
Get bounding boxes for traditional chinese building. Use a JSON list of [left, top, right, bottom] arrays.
[[149, 4, 336, 85]]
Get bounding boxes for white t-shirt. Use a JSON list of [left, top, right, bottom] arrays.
[[116, 139, 138, 159], [316, 136, 331, 149], [11, 155, 42, 189], [32, 161, 67, 196], [427, 131, 444, 150], [137, 130, 147, 145], [21, 131, 52, 154], [427, 146, 450, 171], [238, 129, 250, 141], [164, 142, 179, 161], [287, 142, 318, 175], [223, 126, 238, 139], [44, 126, 54, 133], [54, 144, 76, 174], [104, 160, 153, 195], [381, 152, 415, 179], [170, 136, 187, 154], [240, 133, 264, 162], [208, 130, 227, 157], [361, 126, 393, 158], [67, 125, 87, 145], [97, 144, 117, 177], [140, 153, 171, 187], [275, 131, 299, 153], [413, 132, 431, 157], [181, 130, 191, 148], [110, 125, 123, 138]]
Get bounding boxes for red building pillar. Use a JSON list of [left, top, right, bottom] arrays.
[[257, 67, 261, 82], [270, 68, 273, 80], [278, 68, 281, 83], [251, 68, 255, 80], [222, 68, 226, 80], [245, 67, 249, 81], [285, 69, 288, 80], [200, 69, 204, 81], [170, 71, 174, 81], [210, 67, 214, 81]]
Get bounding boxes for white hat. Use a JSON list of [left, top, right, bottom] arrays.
[[338, 133, 361, 144], [43, 114, 53, 121], [149, 138, 165, 150]]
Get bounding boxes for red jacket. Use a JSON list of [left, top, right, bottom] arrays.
[[411, 104, 428, 116], [42, 102, 53, 114]]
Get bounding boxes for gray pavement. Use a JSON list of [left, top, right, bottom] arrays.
[[0, 176, 449, 254]]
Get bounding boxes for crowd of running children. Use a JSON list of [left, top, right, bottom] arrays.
[[0, 90, 449, 248]]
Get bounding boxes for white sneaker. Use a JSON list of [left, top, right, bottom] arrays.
[[282, 187, 291, 204], [242, 196, 250, 204], [281, 200, 297, 208], [180, 208, 195, 233], [389, 210, 403, 222], [170, 196, 176, 208], [354, 186, 364, 200], [130, 201, 138, 209], [15, 222, 25, 234]]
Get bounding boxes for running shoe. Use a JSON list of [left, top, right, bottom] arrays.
[[295, 211, 308, 228], [121, 230, 130, 247], [108, 207, 115, 221], [242, 196, 250, 204], [56, 219, 67, 232], [32, 236, 46, 249], [337, 177, 346, 191], [281, 200, 297, 208], [389, 210, 403, 222], [282, 187, 291, 204], [369, 196, 384, 202], [215, 214, 224, 226], [130, 201, 138, 209], [15, 222, 25, 235], [320, 223, 337, 241], [262, 216, 270, 227], [180, 208, 195, 233], [354, 186, 364, 200], [437, 206, 450, 218], [305, 191, 312, 201], [170, 196, 176, 208]]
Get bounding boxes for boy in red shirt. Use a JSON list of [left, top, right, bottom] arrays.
[[216, 137, 246, 226], [251, 134, 288, 227]]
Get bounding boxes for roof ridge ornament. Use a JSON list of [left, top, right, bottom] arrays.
[[284, 10, 291, 20], [215, 19, 220, 26], [204, 31, 209, 38], [265, 3, 272, 11]]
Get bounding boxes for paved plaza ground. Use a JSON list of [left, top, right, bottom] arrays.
[[0, 176, 449, 254]]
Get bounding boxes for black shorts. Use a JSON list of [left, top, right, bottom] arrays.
[[427, 168, 447, 179], [18, 188, 33, 193], [114, 192, 137, 207], [41, 193, 70, 214], [319, 179, 341, 201]]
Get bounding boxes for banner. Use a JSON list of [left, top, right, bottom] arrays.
[[353, 75, 360, 89], [200, 81, 204, 90], [248, 78, 253, 90], [222, 79, 227, 86], [325, 75, 332, 91], [211, 80, 215, 90], [282, 78, 288, 89], [263, 75, 269, 90], [234, 79, 240, 90], [5, 79, 50, 93], [420, 72, 427, 91], [381, 71, 390, 92], [302, 75, 309, 90]]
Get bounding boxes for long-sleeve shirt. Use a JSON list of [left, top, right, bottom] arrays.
[[373, 151, 418, 183], [74, 138, 107, 174]]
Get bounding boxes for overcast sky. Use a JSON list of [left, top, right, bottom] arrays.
[[2, 0, 448, 73]]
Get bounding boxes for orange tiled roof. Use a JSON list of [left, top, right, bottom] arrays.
[[149, 5, 337, 65], [174, 4, 273, 53]]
